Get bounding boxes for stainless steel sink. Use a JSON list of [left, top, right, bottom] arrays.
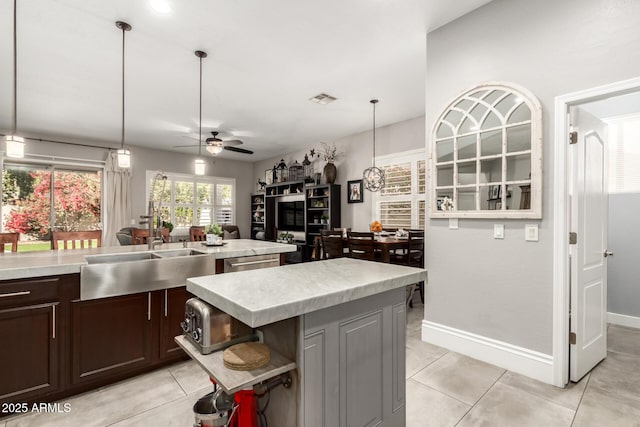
[[151, 249, 206, 258], [80, 250, 215, 300], [85, 252, 158, 264]]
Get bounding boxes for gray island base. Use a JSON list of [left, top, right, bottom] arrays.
[[183, 258, 427, 426]]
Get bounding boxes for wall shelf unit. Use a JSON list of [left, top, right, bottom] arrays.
[[250, 193, 265, 240]]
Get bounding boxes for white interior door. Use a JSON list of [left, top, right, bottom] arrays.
[[569, 106, 609, 382]]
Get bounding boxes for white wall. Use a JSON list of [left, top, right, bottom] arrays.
[[425, 0, 640, 355], [252, 115, 425, 231], [608, 193, 640, 318], [11, 139, 255, 239]]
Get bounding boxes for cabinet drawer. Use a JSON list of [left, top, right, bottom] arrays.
[[0, 277, 60, 309]]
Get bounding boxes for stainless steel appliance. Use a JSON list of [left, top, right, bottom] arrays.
[[181, 298, 253, 354], [223, 254, 280, 273]]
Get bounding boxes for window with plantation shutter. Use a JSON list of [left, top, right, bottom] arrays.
[[371, 149, 426, 230], [608, 116, 640, 193], [146, 171, 235, 230]]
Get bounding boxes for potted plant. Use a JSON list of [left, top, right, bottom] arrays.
[[205, 223, 223, 245], [320, 214, 329, 225]]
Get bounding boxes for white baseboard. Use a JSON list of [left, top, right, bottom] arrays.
[[422, 321, 554, 385], [608, 312, 640, 329]]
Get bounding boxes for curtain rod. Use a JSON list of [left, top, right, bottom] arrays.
[[0, 133, 118, 151]]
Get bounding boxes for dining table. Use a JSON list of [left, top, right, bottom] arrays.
[[312, 233, 409, 263]]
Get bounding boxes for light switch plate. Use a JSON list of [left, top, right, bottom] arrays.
[[449, 218, 459, 230], [494, 224, 504, 239], [525, 224, 539, 241]]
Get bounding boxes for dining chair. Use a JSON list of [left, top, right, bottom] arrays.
[[189, 226, 206, 242], [130, 228, 149, 245], [321, 229, 344, 259], [347, 231, 376, 261], [0, 232, 19, 253], [51, 230, 102, 250], [390, 230, 425, 306]]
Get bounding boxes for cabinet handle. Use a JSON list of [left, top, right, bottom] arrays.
[[164, 289, 168, 318], [229, 259, 277, 268], [52, 305, 56, 339], [148, 292, 151, 321], [0, 290, 31, 298]]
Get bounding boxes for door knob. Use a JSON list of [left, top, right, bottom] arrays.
[[604, 250, 614, 258]]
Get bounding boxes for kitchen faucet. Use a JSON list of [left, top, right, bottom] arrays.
[[140, 200, 164, 250]]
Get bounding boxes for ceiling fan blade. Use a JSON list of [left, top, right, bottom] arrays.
[[224, 146, 253, 155], [222, 139, 243, 147], [173, 144, 201, 148]]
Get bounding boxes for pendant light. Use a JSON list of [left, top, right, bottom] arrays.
[[116, 21, 132, 168], [194, 50, 208, 175], [5, 0, 24, 158], [363, 99, 385, 191]]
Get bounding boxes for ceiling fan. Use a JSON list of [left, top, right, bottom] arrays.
[[175, 131, 254, 155]]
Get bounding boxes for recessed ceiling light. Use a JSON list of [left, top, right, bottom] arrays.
[[309, 93, 338, 105], [150, 0, 171, 14]]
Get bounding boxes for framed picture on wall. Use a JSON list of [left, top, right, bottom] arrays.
[[490, 185, 501, 200], [347, 179, 363, 203]]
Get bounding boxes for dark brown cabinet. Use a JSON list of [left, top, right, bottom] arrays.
[[0, 276, 64, 404], [159, 286, 191, 361], [71, 293, 154, 385], [0, 304, 59, 401]]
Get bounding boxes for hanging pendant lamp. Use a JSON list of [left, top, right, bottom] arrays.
[[194, 50, 208, 175], [5, 0, 24, 158], [363, 99, 385, 192], [116, 21, 132, 168]]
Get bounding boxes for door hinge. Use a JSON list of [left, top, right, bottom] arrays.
[[569, 332, 577, 345], [569, 232, 577, 245], [569, 131, 578, 145]]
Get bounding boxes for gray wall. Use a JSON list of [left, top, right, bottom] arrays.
[[607, 193, 640, 318], [252, 115, 425, 231], [425, 0, 640, 354], [13, 139, 254, 239]]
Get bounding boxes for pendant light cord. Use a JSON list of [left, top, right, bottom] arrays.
[[371, 99, 379, 168], [120, 24, 125, 150], [198, 54, 203, 158], [12, 0, 17, 134]]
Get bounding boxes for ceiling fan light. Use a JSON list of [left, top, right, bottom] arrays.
[[194, 158, 205, 175], [5, 135, 25, 158], [117, 148, 131, 168], [206, 143, 224, 155]]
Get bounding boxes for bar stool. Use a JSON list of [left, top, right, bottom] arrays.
[[189, 226, 206, 242]]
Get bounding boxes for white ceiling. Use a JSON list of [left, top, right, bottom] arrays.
[[0, 0, 492, 161]]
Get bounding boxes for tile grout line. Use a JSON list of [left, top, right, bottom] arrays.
[[569, 373, 592, 427], [453, 369, 507, 426], [407, 378, 474, 409]]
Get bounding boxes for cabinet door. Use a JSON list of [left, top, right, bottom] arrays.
[[71, 293, 152, 385], [159, 287, 189, 361], [0, 304, 59, 402], [303, 332, 325, 427]]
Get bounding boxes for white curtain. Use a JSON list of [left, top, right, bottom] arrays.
[[104, 150, 132, 246]]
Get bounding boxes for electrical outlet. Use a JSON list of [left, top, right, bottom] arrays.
[[494, 224, 504, 239], [449, 218, 459, 230], [525, 224, 539, 241]]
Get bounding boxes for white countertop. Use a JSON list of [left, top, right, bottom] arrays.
[[186, 258, 427, 328], [0, 239, 296, 281]]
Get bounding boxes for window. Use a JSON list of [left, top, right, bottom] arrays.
[[146, 171, 235, 229], [2, 162, 103, 252], [430, 82, 542, 218], [372, 149, 426, 230]]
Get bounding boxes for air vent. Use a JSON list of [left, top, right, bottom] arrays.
[[309, 93, 338, 105]]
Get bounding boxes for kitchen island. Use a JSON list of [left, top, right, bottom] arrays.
[[0, 239, 296, 411], [183, 258, 427, 427]]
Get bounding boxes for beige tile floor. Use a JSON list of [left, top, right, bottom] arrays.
[[4, 298, 640, 427]]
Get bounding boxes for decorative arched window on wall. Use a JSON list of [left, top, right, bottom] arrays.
[[429, 82, 542, 218]]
